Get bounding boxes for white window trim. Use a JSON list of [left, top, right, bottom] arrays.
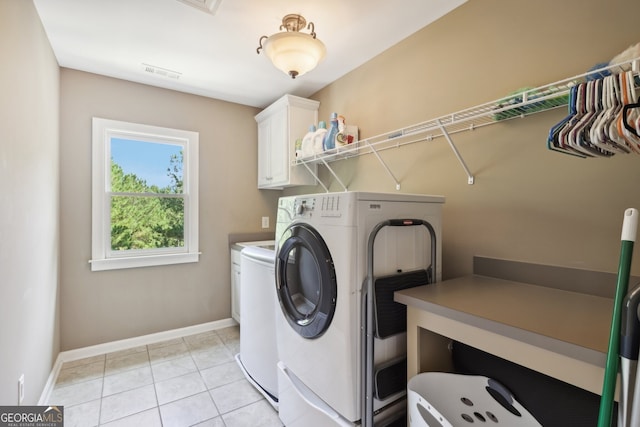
[[90, 117, 199, 271]]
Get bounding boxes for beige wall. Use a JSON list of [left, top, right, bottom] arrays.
[[0, 0, 60, 404], [294, 0, 640, 281], [59, 70, 279, 350]]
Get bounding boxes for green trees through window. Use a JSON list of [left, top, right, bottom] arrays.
[[92, 118, 199, 271], [110, 150, 185, 251]]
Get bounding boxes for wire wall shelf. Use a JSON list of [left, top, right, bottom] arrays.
[[294, 57, 640, 191]]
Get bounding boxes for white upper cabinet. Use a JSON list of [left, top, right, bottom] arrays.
[[255, 94, 319, 189]]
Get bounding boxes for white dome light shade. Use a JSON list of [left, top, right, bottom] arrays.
[[263, 32, 326, 79], [257, 14, 326, 79]]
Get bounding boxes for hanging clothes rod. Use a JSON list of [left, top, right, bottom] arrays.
[[294, 57, 640, 189]]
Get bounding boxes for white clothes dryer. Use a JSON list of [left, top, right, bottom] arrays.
[[274, 192, 444, 426]]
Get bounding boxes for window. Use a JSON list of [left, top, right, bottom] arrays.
[[91, 118, 199, 271]]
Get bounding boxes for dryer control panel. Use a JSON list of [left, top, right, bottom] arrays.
[[294, 195, 348, 219], [293, 197, 316, 218]]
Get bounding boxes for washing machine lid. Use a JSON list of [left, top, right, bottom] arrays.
[[275, 223, 337, 339], [241, 245, 276, 264]]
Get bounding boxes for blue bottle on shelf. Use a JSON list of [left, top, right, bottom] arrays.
[[323, 112, 339, 151]]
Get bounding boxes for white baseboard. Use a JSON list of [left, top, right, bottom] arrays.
[[38, 318, 237, 405]]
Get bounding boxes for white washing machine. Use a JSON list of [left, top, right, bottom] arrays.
[[236, 245, 279, 409], [274, 192, 444, 426]]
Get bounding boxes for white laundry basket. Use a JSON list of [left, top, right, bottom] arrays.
[[407, 372, 542, 427]]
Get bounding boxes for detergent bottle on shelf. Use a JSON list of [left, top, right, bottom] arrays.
[[323, 112, 339, 151], [313, 121, 328, 154], [300, 124, 316, 158], [336, 115, 347, 147]]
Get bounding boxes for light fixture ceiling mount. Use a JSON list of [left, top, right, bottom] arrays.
[[257, 14, 326, 79]]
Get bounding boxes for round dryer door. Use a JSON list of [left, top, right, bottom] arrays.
[[275, 223, 337, 339]]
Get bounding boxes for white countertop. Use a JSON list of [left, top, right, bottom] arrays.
[[395, 274, 614, 395]]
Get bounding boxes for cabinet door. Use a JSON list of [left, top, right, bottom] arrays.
[[267, 107, 289, 186], [257, 108, 288, 188], [231, 249, 242, 323], [257, 119, 272, 187], [231, 263, 241, 323]]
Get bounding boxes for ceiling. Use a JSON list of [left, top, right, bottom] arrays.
[[32, 0, 467, 108]]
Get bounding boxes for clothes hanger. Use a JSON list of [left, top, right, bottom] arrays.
[[623, 111, 640, 136], [590, 75, 623, 155], [589, 76, 606, 146], [548, 85, 586, 157], [602, 75, 632, 154], [576, 79, 614, 157], [605, 74, 631, 154], [622, 100, 640, 138], [590, 76, 610, 148], [602, 74, 631, 154], [564, 82, 599, 156], [617, 71, 640, 153], [609, 73, 634, 153], [565, 82, 587, 153]]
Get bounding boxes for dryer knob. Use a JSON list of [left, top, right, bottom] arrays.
[[296, 203, 306, 215]]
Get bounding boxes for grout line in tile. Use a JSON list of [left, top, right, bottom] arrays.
[[52, 326, 247, 427]]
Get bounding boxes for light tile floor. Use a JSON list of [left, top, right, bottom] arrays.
[[47, 326, 283, 427]]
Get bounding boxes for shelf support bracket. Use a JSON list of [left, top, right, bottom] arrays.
[[436, 119, 475, 185], [319, 157, 348, 192], [365, 140, 402, 191], [299, 161, 330, 193]]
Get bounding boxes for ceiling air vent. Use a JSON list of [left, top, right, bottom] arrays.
[[176, 0, 221, 15], [142, 63, 182, 80]]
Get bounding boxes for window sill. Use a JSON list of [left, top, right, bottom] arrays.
[[90, 252, 200, 271]]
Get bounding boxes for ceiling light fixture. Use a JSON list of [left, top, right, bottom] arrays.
[[257, 14, 326, 79]]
